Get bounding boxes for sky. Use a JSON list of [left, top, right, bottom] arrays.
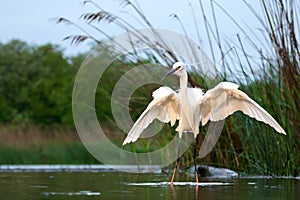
[[0, 0, 263, 56]]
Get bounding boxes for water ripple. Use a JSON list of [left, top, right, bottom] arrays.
[[42, 190, 101, 196]]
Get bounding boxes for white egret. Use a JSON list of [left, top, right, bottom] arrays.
[[122, 62, 286, 185]]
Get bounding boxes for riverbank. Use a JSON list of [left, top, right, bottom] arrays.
[[0, 121, 298, 177], [0, 125, 98, 164]]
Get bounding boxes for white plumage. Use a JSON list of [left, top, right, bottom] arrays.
[[123, 62, 286, 145]]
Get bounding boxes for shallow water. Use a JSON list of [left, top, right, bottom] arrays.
[[0, 167, 299, 199]]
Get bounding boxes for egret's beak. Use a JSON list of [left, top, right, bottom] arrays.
[[162, 68, 176, 79]]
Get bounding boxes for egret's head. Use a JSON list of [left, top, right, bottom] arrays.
[[163, 62, 186, 78]]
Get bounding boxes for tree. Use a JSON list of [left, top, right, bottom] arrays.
[[0, 40, 78, 125]]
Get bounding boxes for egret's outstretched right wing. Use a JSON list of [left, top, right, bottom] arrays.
[[122, 86, 180, 145]]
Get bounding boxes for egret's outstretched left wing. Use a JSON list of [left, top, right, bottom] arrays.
[[200, 82, 286, 135], [122, 86, 180, 145]]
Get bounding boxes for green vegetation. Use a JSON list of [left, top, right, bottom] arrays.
[[0, 40, 79, 125], [0, 142, 98, 164], [0, 124, 99, 164], [0, 0, 299, 177], [0, 40, 94, 164]]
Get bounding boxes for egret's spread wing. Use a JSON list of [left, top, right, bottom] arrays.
[[122, 86, 180, 145], [201, 82, 286, 134], [199, 120, 225, 158]]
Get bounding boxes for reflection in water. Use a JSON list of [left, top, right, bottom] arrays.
[[0, 170, 299, 200]]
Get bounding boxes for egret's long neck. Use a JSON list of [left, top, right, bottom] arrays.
[[179, 70, 188, 92]]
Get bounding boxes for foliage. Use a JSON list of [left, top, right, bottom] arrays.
[[0, 40, 80, 125]]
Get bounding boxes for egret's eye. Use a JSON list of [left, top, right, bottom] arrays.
[[176, 66, 181, 70]]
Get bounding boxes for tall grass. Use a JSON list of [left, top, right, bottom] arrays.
[[0, 125, 99, 164], [57, 0, 299, 176]]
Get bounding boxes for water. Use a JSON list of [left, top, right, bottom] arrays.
[[0, 166, 299, 200]]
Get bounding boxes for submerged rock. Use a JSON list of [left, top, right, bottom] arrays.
[[190, 165, 238, 178]]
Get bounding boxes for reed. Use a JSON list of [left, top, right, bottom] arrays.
[[193, 0, 299, 176]]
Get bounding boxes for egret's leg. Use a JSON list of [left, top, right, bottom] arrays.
[[170, 157, 180, 186], [170, 138, 181, 186], [193, 137, 199, 184]]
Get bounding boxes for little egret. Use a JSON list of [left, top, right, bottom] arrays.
[[122, 62, 286, 185]]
